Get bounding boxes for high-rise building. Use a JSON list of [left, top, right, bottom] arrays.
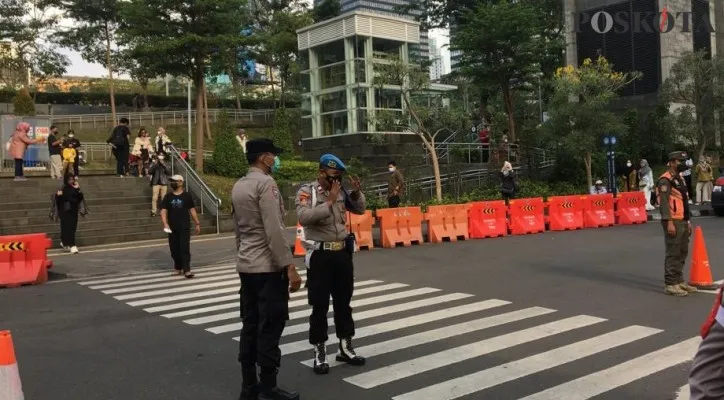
[[428, 37, 445, 82], [315, 0, 429, 61]]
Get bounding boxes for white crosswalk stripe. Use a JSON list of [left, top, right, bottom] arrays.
[[77, 270, 696, 399]]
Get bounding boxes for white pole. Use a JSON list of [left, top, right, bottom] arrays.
[[187, 80, 192, 151], [165, 75, 170, 97]]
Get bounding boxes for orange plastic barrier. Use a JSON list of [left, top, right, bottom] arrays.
[[376, 207, 423, 248], [615, 192, 648, 225], [0, 233, 53, 288], [546, 196, 584, 231], [582, 194, 615, 228], [346, 211, 375, 250], [424, 204, 470, 243], [508, 198, 545, 235], [468, 201, 508, 239]]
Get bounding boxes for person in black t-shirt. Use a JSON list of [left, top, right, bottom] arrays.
[[47, 125, 63, 179], [107, 117, 131, 177], [64, 130, 82, 179], [160, 174, 201, 278]]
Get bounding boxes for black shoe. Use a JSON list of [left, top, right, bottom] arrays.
[[336, 338, 365, 366], [239, 384, 258, 400], [312, 342, 329, 375], [258, 387, 299, 400]]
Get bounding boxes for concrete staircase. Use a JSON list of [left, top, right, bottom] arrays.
[[0, 176, 218, 248]]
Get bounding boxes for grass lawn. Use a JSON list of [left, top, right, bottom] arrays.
[[65, 124, 273, 150]]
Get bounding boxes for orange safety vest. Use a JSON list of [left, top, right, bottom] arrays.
[[657, 171, 684, 220]]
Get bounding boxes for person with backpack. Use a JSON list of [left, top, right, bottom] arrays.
[[107, 118, 131, 177]]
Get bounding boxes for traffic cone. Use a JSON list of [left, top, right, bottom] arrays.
[[0, 330, 24, 400], [689, 226, 719, 290], [293, 223, 306, 257]]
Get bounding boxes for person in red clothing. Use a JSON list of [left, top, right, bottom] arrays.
[[478, 126, 490, 163]]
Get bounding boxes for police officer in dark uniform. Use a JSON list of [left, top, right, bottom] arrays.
[[656, 150, 695, 297], [232, 139, 302, 400], [295, 154, 366, 375]]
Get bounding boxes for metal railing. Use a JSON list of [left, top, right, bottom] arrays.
[[1, 142, 116, 172], [167, 145, 222, 234], [49, 109, 274, 129]]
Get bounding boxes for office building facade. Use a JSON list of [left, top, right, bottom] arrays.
[[429, 37, 445, 81]]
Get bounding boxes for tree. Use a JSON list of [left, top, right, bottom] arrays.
[[118, 51, 157, 110], [118, 0, 247, 172], [251, 0, 312, 107], [374, 59, 468, 201], [0, 0, 68, 91], [661, 51, 724, 159], [271, 107, 294, 157], [53, 0, 122, 123], [548, 57, 640, 189], [211, 112, 248, 178], [12, 88, 35, 115], [312, 0, 340, 22], [452, 1, 560, 142]]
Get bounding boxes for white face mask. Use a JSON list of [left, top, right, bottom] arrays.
[[388, 167, 396, 173], [68, 134, 74, 138], [158, 156, 164, 161], [626, 162, 632, 167]]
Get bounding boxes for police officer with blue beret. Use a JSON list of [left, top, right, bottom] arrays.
[[295, 153, 366, 375]]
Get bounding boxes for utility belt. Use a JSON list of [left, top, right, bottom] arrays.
[[304, 233, 356, 254]]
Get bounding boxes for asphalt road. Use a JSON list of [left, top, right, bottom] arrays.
[[2, 217, 723, 400]]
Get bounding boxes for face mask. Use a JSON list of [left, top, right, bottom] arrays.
[[325, 174, 342, 185], [68, 134, 74, 138], [676, 163, 689, 173], [271, 156, 280, 174], [158, 156, 165, 161], [170, 183, 180, 190], [388, 167, 396, 173], [626, 162, 632, 167]]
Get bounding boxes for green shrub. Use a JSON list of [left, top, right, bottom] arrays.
[[271, 107, 295, 157], [12, 89, 35, 116], [275, 159, 319, 183], [211, 112, 248, 178]]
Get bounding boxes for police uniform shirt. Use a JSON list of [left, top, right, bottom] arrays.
[[232, 167, 293, 273], [295, 182, 366, 242]]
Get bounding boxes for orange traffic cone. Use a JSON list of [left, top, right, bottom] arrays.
[[293, 223, 306, 257], [689, 226, 719, 290], [0, 330, 24, 400]]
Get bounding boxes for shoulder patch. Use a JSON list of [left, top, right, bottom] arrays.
[[271, 186, 280, 199]]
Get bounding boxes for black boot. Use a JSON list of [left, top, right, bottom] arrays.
[[239, 365, 258, 400], [312, 342, 329, 375], [258, 367, 299, 400], [336, 338, 365, 366]]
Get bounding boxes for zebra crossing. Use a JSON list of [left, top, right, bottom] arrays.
[[77, 263, 700, 399]]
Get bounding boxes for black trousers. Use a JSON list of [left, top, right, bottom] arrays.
[[238, 272, 289, 369], [388, 195, 401, 208], [14, 158, 23, 177], [73, 156, 80, 177], [113, 146, 128, 175], [684, 175, 694, 200], [168, 228, 191, 272], [59, 210, 79, 246], [307, 249, 355, 344]]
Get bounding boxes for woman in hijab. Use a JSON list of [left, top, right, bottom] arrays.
[[54, 173, 86, 254], [500, 161, 517, 203], [638, 159, 655, 211], [7, 121, 45, 181]]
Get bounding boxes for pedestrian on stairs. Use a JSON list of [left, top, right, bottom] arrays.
[[107, 118, 131, 177], [149, 154, 170, 217], [8, 121, 45, 182], [231, 138, 302, 400], [54, 173, 87, 254], [295, 153, 367, 376], [160, 175, 200, 279]]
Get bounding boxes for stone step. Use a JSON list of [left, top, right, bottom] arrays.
[[1, 189, 154, 204], [1, 196, 152, 211], [0, 214, 217, 236], [51, 226, 219, 248], [1, 178, 152, 189], [0, 209, 169, 227]]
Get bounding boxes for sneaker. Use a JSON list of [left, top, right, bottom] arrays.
[[258, 387, 299, 400], [70, 246, 79, 254], [312, 342, 329, 375], [665, 285, 688, 297], [336, 338, 365, 366], [678, 282, 698, 293]]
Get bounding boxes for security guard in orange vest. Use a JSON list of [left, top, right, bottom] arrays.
[[656, 151, 695, 297]]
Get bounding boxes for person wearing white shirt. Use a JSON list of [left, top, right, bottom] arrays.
[[590, 179, 608, 195], [682, 157, 694, 204], [236, 129, 248, 153]]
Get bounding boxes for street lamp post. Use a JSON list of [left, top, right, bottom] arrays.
[[187, 79, 192, 153], [603, 135, 618, 196]]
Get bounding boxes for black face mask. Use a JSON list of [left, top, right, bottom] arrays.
[[325, 175, 342, 185], [676, 163, 689, 173], [170, 183, 180, 190]]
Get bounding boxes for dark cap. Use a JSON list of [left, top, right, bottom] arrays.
[[668, 151, 688, 161], [319, 154, 346, 171], [246, 139, 283, 155]]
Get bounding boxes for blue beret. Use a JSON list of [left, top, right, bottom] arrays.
[[319, 154, 346, 171]]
